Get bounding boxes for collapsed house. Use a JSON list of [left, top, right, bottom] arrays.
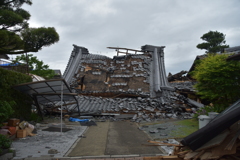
[[62, 44, 203, 119], [14, 44, 203, 120]]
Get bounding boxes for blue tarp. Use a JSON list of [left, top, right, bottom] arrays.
[[0, 62, 21, 66], [69, 117, 89, 122]]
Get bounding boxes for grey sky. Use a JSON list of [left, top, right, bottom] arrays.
[[17, 0, 240, 75]]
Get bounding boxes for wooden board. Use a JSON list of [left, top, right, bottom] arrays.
[[210, 133, 237, 158], [184, 151, 199, 159], [162, 156, 182, 160], [200, 152, 212, 160]]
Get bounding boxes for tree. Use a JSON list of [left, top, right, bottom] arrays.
[[21, 27, 59, 53], [14, 54, 55, 79], [0, 0, 59, 55], [196, 31, 229, 54], [191, 54, 240, 112]]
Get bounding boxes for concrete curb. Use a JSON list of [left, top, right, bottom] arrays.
[[18, 154, 167, 160]]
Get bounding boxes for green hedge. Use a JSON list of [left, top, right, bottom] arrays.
[[0, 68, 32, 120]]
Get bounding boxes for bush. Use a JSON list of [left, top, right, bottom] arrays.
[[0, 135, 12, 154], [0, 68, 32, 119], [193, 105, 216, 119], [191, 54, 240, 110], [29, 112, 42, 123], [0, 101, 15, 125]]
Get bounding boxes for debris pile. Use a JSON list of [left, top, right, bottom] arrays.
[[42, 90, 201, 122], [170, 81, 196, 93], [169, 120, 240, 160], [142, 121, 240, 160], [168, 70, 189, 82], [142, 100, 240, 160], [0, 119, 35, 138]]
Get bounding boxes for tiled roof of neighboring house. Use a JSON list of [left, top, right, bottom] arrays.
[[225, 45, 240, 61], [224, 45, 240, 53], [53, 69, 62, 78], [226, 52, 240, 61], [187, 54, 207, 77]]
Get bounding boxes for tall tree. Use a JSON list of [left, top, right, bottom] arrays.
[[14, 54, 55, 79], [21, 27, 59, 53], [0, 0, 59, 55], [196, 31, 229, 54], [191, 54, 240, 112]]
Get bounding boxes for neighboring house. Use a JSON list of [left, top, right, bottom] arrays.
[[0, 54, 10, 66], [0, 54, 9, 61], [227, 53, 240, 61], [0, 58, 27, 72], [53, 69, 62, 79], [29, 74, 45, 82], [226, 45, 240, 61], [187, 54, 207, 78], [224, 45, 240, 54]]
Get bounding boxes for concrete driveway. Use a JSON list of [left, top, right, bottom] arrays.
[[67, 120, 163, 157]]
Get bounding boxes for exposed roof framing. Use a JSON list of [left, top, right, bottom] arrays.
[[107, 47, 144, 56], [13, 79, 80, 117]]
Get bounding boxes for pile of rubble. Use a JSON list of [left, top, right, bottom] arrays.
[[141, 120, 240, 160], [170, 81, 197, 93], [168, 70, 190, 82], [170, 121, 240, 160], [43, 88, 202, 122]]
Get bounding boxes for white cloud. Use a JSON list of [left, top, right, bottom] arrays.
[[19, 0, 240, 74]]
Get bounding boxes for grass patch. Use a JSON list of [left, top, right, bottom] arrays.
[[170, 119, 199, 138]]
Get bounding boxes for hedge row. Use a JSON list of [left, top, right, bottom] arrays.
[[0, 67, 33, 120]]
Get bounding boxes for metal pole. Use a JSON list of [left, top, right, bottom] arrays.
[[60, 80, 63, 134]]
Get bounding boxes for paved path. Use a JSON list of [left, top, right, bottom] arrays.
[[105, 121, 161, 155], [68, 121, 110, 156], [67, 121, 163, 157]]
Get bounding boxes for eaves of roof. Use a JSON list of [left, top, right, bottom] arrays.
[[226, 52, 240, 61]]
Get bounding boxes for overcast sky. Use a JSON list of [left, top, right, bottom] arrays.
[[16, 0, 240, 75]]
